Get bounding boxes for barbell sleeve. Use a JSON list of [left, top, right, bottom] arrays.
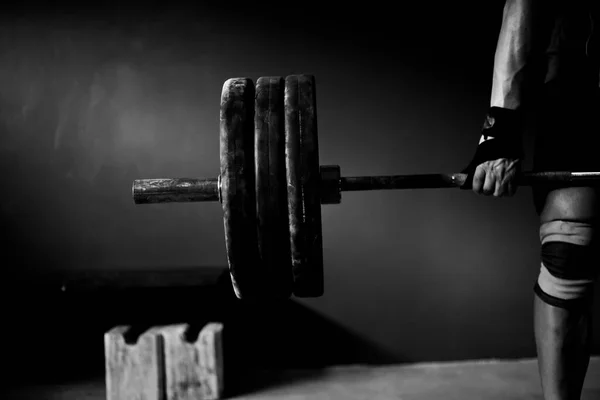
[[132, 177, 220, 204]]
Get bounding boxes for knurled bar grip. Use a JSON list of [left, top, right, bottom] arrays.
[[340, 171, 600, 191], [132, 171, 600, 205]]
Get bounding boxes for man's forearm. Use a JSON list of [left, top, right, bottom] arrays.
[[490, 0, 547, 110]]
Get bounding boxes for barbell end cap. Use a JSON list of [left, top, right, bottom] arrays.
[[132, 180, 147, 204]]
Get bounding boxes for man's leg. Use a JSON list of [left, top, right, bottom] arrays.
[[534, 186, 599, 400]]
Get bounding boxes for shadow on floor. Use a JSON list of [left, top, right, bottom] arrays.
[[1, 267, 403, 396], [222, 290, 402, 397]]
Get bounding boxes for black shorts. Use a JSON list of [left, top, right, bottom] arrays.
[[531, 79, 600, 215]]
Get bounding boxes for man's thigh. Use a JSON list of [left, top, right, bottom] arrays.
[[539, 187, 600, 223]]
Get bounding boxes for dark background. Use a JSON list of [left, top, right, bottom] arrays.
[[1, 0, 598, 388]]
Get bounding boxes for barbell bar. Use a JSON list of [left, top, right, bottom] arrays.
[[132, 74, 600, 300], [132, 171, 600, 205]]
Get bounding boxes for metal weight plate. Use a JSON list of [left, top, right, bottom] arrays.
[[220, 77, 260, 299], [255, 76, 293, 299], [284, 74, 324, 297]]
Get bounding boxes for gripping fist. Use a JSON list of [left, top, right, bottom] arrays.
[[471, 153, 521, 197], [461, 107, 524, 197]]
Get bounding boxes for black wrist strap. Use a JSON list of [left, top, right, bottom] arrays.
[[460, 107, 525, 190]]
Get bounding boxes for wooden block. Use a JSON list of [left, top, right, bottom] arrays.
[[105, 325, 165, 400], [160, 323, 224, 400]]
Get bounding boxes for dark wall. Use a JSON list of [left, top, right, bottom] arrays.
[[1, 0, 599, 367]]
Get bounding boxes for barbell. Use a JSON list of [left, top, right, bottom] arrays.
[[132, 74, 600, 300]]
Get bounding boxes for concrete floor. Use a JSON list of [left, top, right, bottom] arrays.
[[5, 357, 600, 400]]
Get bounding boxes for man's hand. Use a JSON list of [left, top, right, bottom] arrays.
[[460, 107, 524, 194], [471, 157, 521, 197]]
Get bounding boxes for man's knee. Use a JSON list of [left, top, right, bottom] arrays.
[[535, 187, 600, 309], [535, 219, 599, 309]]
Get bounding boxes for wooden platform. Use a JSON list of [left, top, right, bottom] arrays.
[[5, 357, 600, 400]]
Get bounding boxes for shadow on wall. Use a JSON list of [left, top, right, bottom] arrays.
[[1, 267, 401, 391], [0, 12, 227, 272]]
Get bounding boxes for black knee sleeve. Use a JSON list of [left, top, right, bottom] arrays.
[[534, 241, 598, 309]]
